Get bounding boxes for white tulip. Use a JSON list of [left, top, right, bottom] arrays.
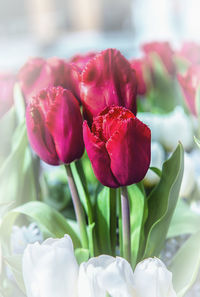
[[137, 112, 162, 142], [144, 142, 165, 186], [11, 223, 43, 255], [22, 235, 79, 297], [160, 107, 193, 152], [180, 152, 196, 198], [78, 255, 136, 297], [132, 257, 177, 297]]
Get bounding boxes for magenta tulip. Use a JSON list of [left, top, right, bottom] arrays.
[[178, 65, 200, 116], [19, 57, 81, 103], [70, 52, 97, 71], [130, 58, 148, 96], [83, 105, 151, 188], [142, 41, 176, 76], [26, 86, 84, 165], [80, 49, 138, 123]]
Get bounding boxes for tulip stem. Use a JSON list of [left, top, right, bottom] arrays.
[[121, 187, 131, 263], [65, 164, 89, 249]]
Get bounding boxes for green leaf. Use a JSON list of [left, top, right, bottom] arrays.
[[13, 83, 25, 124], [0, 123, 37, 210], [0, 201, 81, 249], [149, 166, 162, 177], [143, 143, 184, 258], [75, 248, 90, 265], [169, 230, 200, 297], [96, 187, 112, 255], [128, 184, 147, 267], [194, 136, 200, 149], [167, 199, 200, 238]]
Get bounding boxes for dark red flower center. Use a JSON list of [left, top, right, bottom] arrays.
[[91, 106, 135, 143]]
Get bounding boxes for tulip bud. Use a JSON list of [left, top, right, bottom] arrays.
[[11, 223, 43, 255], [26, 86, 84, 165], [70, 52, 97, 71], [23, 235, 79, 297], [180, 152, 196, 198], [83, 105, 151, 188], [19, 57, 81, 103], [133, 257, 177, 297], [78, 255, 135, 297], [142, 41, 176, 76], [130, 58, 148, 96], [178, 65, 200, 116], [0, 73, 16, 118], [80, 48, 138, 122]]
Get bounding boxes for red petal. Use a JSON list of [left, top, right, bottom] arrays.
[[81, 49, 137, 122], [46, 88, 84, 164], [106, 117, 151, 186], [83, 121, 119, 188], [26, 104, 59, 165]]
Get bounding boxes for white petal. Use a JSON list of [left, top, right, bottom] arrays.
[[133, 258, 177, 297], [23, 234, 78, 297]]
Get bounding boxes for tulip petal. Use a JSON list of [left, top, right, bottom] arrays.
[[46, 88, 84, 164], [81, 49, 137, 122], [83, 121, 119, 188], [26, 104, 59, 165], [106, 117, 151, 186], [23, 235, 79, 297]]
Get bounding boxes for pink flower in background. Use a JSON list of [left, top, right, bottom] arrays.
[[80, 48, 138, 123], [178, 65, 200, 116], [0, 73, 16, 118], [142, 41, 176, 76], [178, 42, 200, 65], [83, 105, 151, 188], [130, 58, 148, 95], [70, 52, 97, 71], [19, 57, 81, 103], [26, 86, 84, 165]]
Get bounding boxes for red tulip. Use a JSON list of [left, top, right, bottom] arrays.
[[178, 42, 200, 65], [26, 86, 84, 165], [130, 58, 148, 95], [19, 57, 81, 103], [178, 65, 200, 116], [83, 106, 151, 188], [70, 52, 97, 71], [80, 49, 138, 123], [0, 73, 16, 118], [142, 41, 176, 76]]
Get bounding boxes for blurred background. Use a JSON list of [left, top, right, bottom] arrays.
[[1, 0, 200, 70]]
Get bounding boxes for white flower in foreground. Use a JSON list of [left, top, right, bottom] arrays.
[[132, 257, 177, 297], [11, 223, 43, 254], [78, 255, 136, 297], [22, 235, 177, 297], [144, 142, 165, 186], [23, 235, 79, 297]]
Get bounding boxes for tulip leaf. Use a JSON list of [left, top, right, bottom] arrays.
[[0, 123, 37, 211], [194, 136, 200, 149], [0, 201, 81, 249], [167, 199, 200, 238], [4, 255, 26, 294], [127, 184, 147, 268], [13, 83, 25, 124], [169, 230, 200, 297], [75, 248, 90, 265], [143, 143, 184, 258], [96, 187, 112, 255]]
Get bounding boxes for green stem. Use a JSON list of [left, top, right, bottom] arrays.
[[65, 164, 88, 249], [110, 188, 117, 256], [75, 160, 94, 225], [121, 186, 131, 263]]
